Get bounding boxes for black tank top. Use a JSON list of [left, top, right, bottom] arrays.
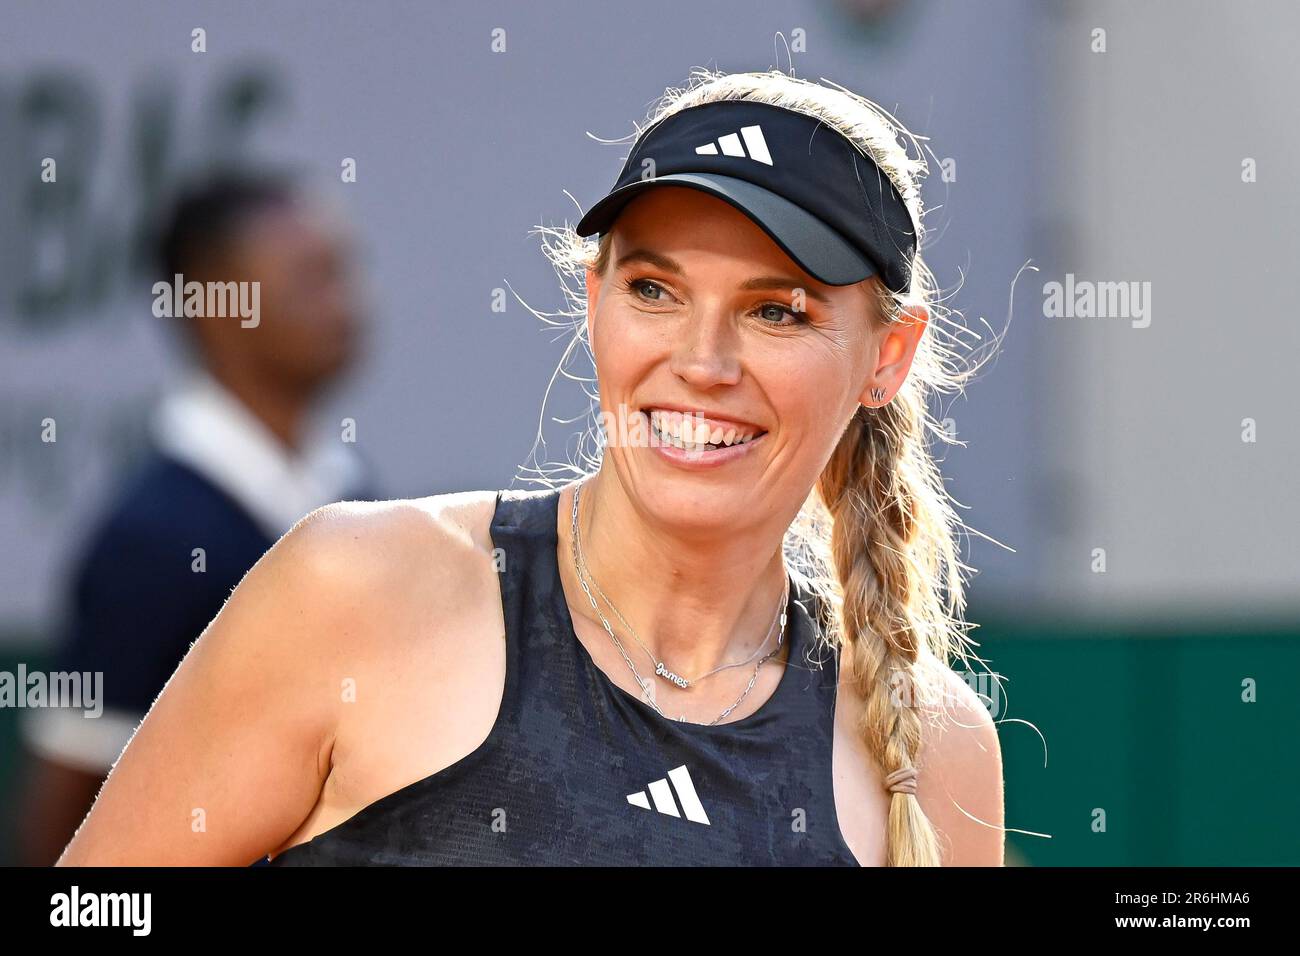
[[266, 486, 860, 866]]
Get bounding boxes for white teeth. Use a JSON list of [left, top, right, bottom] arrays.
[[647, 409, 759, 449]]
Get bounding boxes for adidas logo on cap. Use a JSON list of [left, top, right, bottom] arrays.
[[626, 764, 711, 825], [694, 124, 773, 166]]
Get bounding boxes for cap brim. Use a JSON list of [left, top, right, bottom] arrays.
[[573, 173, 877, 287]]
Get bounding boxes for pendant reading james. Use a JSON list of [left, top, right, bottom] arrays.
[[655, 662, 690, 688]]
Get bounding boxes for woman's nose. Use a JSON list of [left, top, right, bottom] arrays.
[[668, 312, 742, 388]]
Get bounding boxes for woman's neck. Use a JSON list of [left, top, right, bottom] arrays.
[[556, 469, 791, 682]]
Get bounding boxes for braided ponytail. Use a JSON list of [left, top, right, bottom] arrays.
[[817, 388, 951, 866]]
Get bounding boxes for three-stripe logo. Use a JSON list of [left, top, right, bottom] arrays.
[[626, 764, 712, 825], [694, 124, 773, 166]]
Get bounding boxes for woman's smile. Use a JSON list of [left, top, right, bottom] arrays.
[[636, 406, 770, 469]]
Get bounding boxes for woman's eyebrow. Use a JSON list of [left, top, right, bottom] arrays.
[[614, 248, 682, 274], [739, 276, 831, 304], [615, 248, 832, 305]]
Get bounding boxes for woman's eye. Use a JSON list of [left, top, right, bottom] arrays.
[[626, 277, 668, 301], [756, 302, 801, 325]]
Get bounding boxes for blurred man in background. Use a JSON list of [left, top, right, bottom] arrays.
[[13, 170, 374, 864]]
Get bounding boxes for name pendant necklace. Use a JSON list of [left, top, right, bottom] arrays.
[[569, 480, 789, 725], [572, 488, 780, 689]]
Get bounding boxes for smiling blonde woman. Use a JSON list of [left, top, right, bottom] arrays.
[[59, 69, 1004, 868]]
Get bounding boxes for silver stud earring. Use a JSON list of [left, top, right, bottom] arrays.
[[870, 386, 887, 404]]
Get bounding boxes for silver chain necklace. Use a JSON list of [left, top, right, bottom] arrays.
[[568, 479, 789, 725], [572, 489, 780, 689]]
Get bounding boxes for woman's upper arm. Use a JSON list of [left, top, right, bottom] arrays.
[[56, 502, 386, 866], [915, 663, 1006, 867]]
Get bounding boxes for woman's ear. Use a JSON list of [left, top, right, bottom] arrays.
[[858, 303, 929, 406]]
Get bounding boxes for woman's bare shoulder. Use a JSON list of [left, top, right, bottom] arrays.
[[277, 490, 502, 606], [913, 656, 1005, 865]]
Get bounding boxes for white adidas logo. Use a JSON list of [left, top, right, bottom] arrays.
[[694, 124, 773, 166], [626, 764, 711, 825]]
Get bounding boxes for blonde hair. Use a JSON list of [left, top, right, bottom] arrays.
[[519, 68, 1000, 866]]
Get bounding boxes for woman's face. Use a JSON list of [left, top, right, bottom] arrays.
[[585, 185, 926, 530]]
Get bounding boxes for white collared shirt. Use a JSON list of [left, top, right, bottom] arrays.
[[150, 370, 365, 540]]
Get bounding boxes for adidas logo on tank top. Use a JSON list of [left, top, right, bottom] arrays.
[[626, 765, 711, 825]]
